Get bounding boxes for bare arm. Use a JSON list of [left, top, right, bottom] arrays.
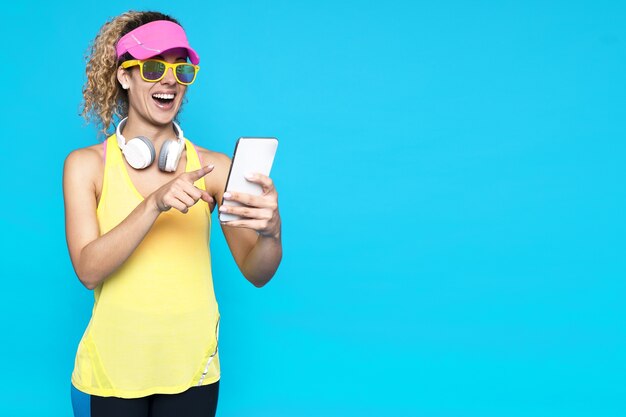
[[227, 229, 282, 287], [63, 149, 214, 290]]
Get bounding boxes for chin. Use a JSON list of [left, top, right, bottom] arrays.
[[146, 95, 183, 124], [152, 115, 177, 126], [150, 107, 182, 126]]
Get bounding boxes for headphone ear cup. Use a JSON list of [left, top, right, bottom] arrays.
[[124, 136, 156, 169], [158, 139, 184, 172]]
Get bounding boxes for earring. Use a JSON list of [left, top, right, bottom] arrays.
[[122, 84, 129, 90]]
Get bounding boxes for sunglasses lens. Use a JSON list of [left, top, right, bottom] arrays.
[[176, 64, 196, 84], [142, 61, 166, 81]]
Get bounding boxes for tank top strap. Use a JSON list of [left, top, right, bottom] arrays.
[[97, 135, 143, 217], [103, 133, 135, 185], [184, 139, 206, 190], [105, 134, 126, 167], [184, 139, 211, 218]]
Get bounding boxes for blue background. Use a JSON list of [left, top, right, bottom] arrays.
[[1, 1, 625, 416]]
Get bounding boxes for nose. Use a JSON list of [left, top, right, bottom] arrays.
[[160, 67, 177, 85]]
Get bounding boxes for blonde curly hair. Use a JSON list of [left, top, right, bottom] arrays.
[[81, 11, 180, 138]]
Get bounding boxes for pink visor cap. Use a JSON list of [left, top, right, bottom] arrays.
[[116, 20, 200, 65]]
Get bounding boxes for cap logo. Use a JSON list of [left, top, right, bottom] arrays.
[[130, 34, 162, 54]]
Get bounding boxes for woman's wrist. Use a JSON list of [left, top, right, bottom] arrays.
[[143, 194, 162, 216], [259, 222, 281, 241]]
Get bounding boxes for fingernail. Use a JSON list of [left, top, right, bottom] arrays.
[[245, 173, 255, 180], [223, 192, 231, 199], [207, 164, 214, 169], [219, 206, 227, 212]]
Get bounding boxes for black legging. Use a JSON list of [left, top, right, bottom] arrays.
[[72, 380, 219, 417]]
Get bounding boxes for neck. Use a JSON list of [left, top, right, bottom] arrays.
[[120, 112, 179, 145]]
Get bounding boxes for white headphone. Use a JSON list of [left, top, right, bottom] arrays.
[[116, 117, 185, 172]]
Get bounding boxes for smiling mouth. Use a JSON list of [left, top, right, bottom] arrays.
[[152, 93, 176, 107]]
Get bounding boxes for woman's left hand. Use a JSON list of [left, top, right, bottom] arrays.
[[219, 173, 281, 239]]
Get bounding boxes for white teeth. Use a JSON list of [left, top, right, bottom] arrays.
[[153, 93, 175, 100]]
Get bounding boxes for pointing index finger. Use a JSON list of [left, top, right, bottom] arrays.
[[188, 164, 214, 181]]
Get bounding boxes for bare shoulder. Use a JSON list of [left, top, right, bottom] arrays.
[[63, 143, 104, 196], [64, 143, 103, 175]]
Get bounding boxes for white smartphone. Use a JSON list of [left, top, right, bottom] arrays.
[[219, 137, 278, 222]]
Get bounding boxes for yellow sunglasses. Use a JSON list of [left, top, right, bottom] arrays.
[[121, 59, 200, 85]]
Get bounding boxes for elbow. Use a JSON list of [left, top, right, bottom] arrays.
[[73, 247, 102, 290], [77, 273, 98, 291], [241, 252, 282, 288], [75, 265, 99, 291], [82, 280, 97, 291], [251, 279, 268, 288], [246, 272, 275, 288]]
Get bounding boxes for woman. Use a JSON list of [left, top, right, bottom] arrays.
[[63, 10, 282, 417]]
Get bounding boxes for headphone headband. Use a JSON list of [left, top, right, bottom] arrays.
[[115, 117, 184, 149], [115, 117, 185, 171]]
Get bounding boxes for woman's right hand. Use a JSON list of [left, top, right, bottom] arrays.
[[149, 164, 215, 214]]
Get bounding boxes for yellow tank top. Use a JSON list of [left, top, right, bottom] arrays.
[[71, 135, 220, 398]]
